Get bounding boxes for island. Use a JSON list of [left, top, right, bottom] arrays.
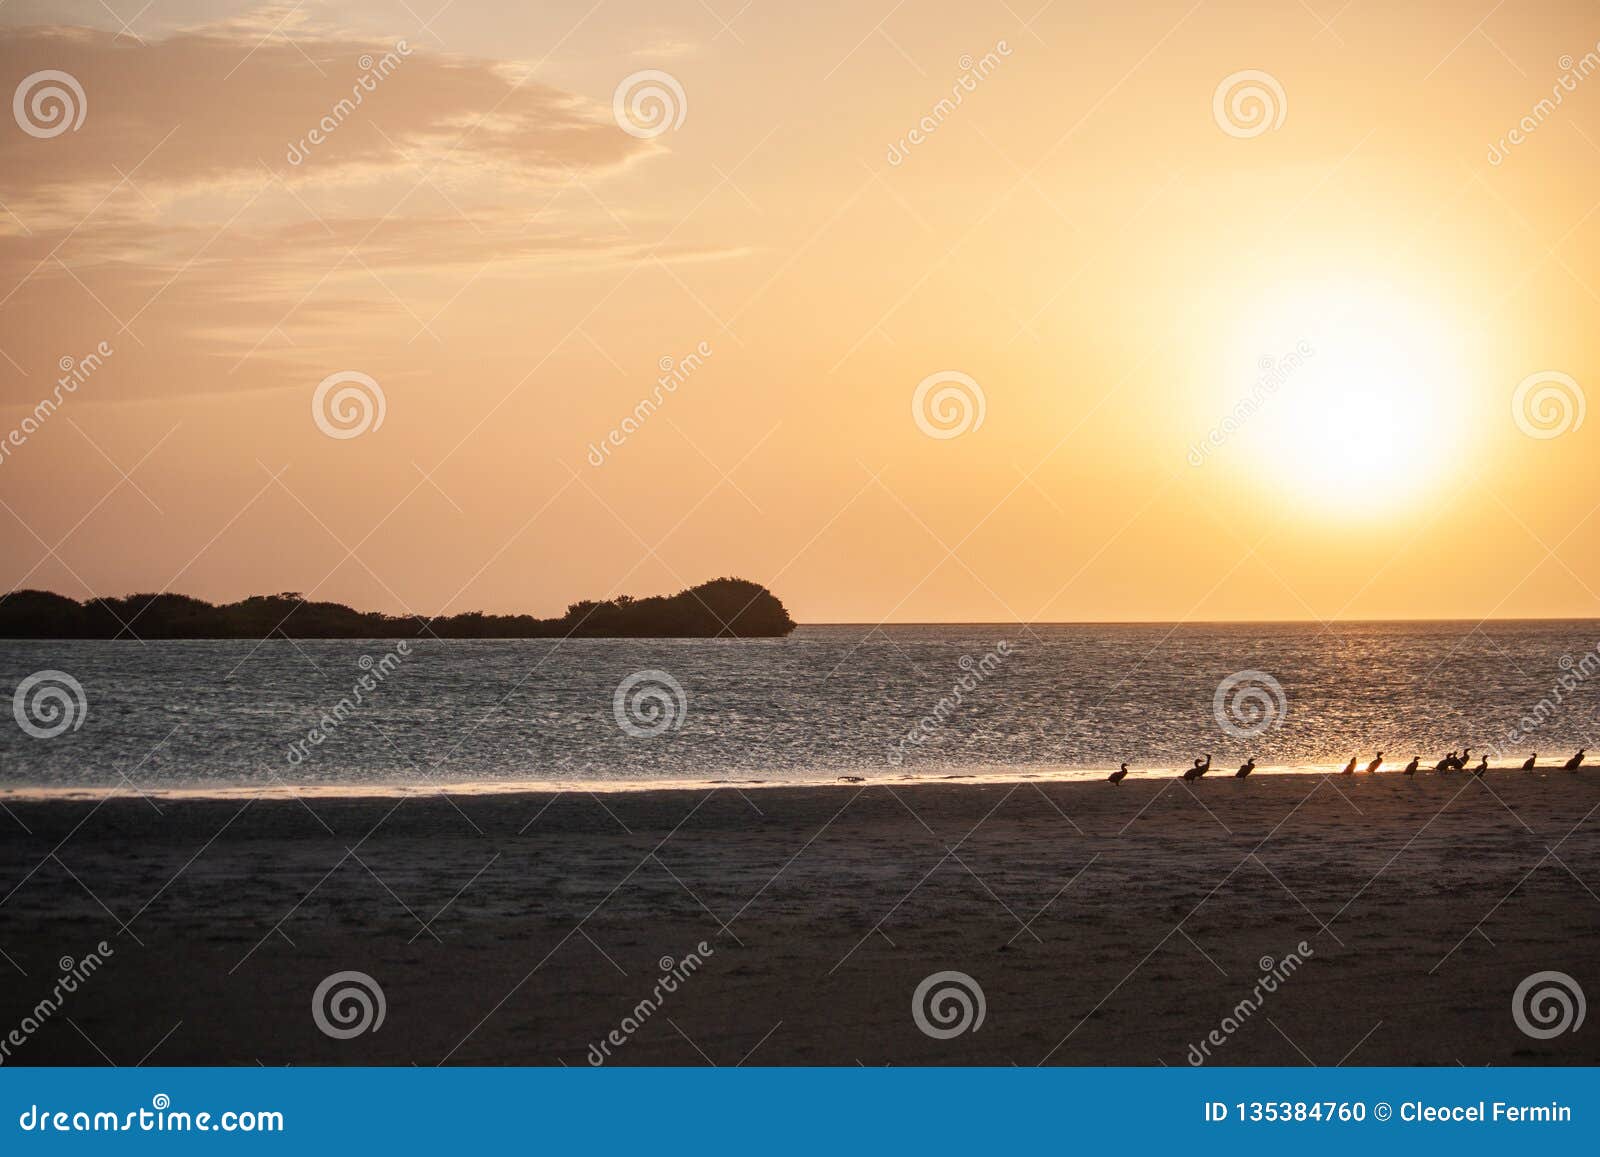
[[0, 577, 796, 639]]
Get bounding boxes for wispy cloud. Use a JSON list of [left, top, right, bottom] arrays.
[[0, 18, 733, 396]]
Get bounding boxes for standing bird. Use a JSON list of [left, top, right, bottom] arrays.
[[1433, 751, 1456, 772], [1182, 754, 1212, 782], [1364, 752, 1384, 774], [1473, 755, 1489, 776], [1235, 757, 1257, 778], [1454, 747, 1473, 771], [1403, 756, 1420, 776], [1522, 752, 1537, 771], [1340, 756, 1358, 776], [1564, 749, 1586, 771], [1108, 762, 1129, 784]]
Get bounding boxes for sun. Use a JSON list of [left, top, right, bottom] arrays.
[[1228, 279, 1470, 518]]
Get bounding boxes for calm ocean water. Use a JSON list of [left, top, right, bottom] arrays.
[[1, 622, 1596, 793]]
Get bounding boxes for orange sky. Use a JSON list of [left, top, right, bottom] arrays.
[[1, 1, 1597, 623]]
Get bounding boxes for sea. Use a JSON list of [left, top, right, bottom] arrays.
[[1, 621, 1596, 795]]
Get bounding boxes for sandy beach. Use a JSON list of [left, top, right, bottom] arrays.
[[1, 771, 1597, 1066]]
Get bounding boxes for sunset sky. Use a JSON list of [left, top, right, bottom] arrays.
[[1, 0, 1597, 623]]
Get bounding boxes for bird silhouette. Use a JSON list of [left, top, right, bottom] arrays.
[[1522, 752, 1537, 771], [1182, 754, 1212, 782], [1564, 749, 1586, 771], [1472, 755, 1489, 776], [1108, 762, 1128, 784], [1432, 751, 1456, 772], [1403, 756, 1420, 776], [1364, 752, 1384, 774], [1340, 756, 1357, 776], [1235, 757, 1256, 778]]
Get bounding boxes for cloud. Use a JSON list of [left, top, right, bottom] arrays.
[[0, 24, 645, 215], [0, 18, 730, 399]]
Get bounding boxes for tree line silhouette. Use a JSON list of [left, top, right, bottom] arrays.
[[0, 577, 796, 640]]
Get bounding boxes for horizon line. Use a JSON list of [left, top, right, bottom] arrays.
[[800, 615, 1600, 626]]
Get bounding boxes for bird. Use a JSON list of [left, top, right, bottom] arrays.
[[1182, 754, 1212, 782], [1108, 762, 1128, 784], [1235, 757, 1257, 778], [1364, 752, 1384, 774], [1522, 752, 1537, 771], [1455, 747, 1474, 771], [1340, 756, 1357, 776], [1473, 755, 1489, 776], [1432, 751, 1456, 772], [1403, 756, 1420, 776], [1564, 749, 1586, 771]]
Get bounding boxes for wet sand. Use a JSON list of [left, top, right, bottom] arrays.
[[1, 771, 1597, 1066]]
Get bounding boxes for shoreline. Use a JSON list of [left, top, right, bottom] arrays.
[[0, 761, 1589, 802]]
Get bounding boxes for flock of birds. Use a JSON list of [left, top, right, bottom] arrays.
[[1107, 747, 1588, 783]]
